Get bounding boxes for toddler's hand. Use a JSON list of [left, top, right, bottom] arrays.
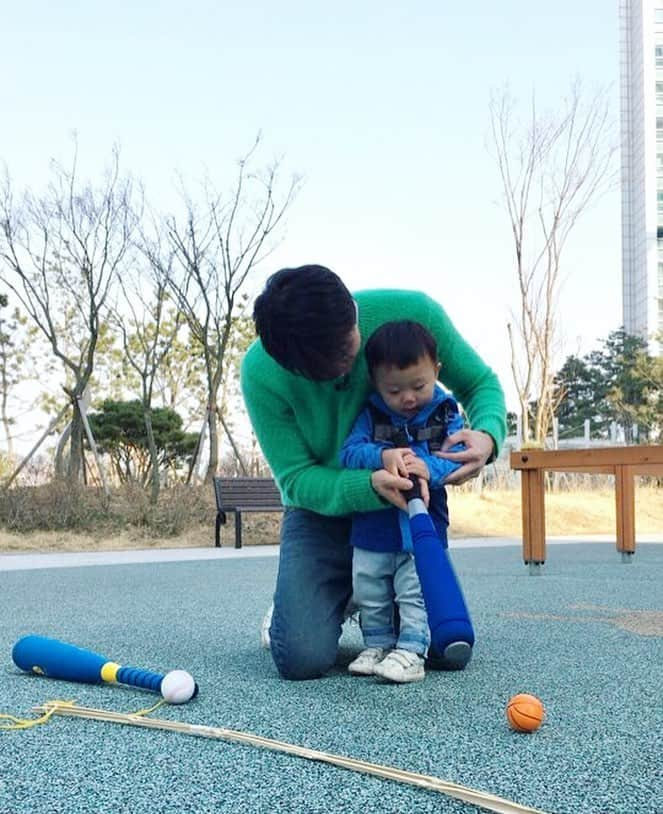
[[404, 456, 430, 481], [381, 447, 417, 477]]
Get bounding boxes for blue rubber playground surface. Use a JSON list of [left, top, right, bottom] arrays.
[[1, 539, 661, 814]]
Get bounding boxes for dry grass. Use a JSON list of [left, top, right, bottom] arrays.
[[447, 486, 663, 538], [0, 486, 661, 553], [0, 526, 216, 553]]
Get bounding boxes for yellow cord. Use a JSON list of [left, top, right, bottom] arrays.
[[0, 699, 76, 730], [130, 698, 167, 717], [1, 697, 167, 731]]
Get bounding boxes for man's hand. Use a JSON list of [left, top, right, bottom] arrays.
[[434, 429, 494, 485], [371, 469, 427, 510]]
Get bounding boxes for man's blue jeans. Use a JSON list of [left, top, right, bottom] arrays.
[[269, 508, 354, 680]]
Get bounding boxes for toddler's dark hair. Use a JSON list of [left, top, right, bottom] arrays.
[[365, 320, 438, 378]]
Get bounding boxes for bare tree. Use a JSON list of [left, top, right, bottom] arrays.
[[152, 331, 206, 419], [215, 306, 256, 475], [162, 137, 301, 481], [489, 82, 617, 445], [0, 296, 43, 456], [0, 144, 138, 482], [110, 240, 184, 503]]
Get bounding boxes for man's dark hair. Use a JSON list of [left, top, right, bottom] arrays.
[[365, 320, 438, 378], [253, 265, 357, 380]]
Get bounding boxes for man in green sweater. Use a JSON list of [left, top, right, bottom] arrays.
[[241, 265, 506, 680]]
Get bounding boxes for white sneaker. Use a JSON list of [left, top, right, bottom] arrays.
[[260, 603, 274, 649], [373, 649, 425, 683], [260, 599, 358, 651], [347, 647, 386, 676], [344, 599, 361, 626]]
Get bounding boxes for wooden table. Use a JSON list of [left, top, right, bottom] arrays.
[[510, 446, 663, 572]]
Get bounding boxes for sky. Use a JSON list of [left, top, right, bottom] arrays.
[[1, 1, 622, 452]]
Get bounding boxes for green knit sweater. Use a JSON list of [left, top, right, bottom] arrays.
[[240, 289, 507, 516]]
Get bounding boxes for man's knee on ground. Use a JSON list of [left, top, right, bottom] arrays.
[[271, 633, 338, 680]]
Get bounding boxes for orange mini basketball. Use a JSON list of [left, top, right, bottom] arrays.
[[506, 693, 545, 732]]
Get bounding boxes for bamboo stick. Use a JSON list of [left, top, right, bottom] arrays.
[[34, 702, 549, 814]]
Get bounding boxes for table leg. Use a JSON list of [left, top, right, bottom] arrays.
[[615, 465, 635, 561], [521, 469, 546, 570]]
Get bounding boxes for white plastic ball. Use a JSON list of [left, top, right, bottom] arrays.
[[161, 670, 197, 704]]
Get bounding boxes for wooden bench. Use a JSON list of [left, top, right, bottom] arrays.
[[213, 476, 283, 548], [510, 445, 663, 573]]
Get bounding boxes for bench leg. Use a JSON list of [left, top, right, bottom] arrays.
[[521, 469, 546, 571], [615, 465, 635, 561], [235, 512, 243, 549]]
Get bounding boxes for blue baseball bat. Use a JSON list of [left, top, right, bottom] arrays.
[[12, 635, 198, 703], [405, 483, 474, 669]]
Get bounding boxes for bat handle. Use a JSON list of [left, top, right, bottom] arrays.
[[403, 478, 423, 503], [103, 663, 164, 693], [117, 666, 164, 693], [406, 480, 428, 519]]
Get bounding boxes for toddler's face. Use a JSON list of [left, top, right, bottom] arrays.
[[373, 355, 440, 418]]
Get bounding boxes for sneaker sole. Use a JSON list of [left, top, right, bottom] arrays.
[[348, 665, 379, 676], [373, 668, 425, 684]]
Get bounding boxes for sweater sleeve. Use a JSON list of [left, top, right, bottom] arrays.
[[241, 356, 385, 516], [423, 295, 507, 455]]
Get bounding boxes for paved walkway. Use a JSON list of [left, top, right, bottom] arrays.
[[1, 534, 662, 571]]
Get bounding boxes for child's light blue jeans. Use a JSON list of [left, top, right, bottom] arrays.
[[352, 547, 430, 656]]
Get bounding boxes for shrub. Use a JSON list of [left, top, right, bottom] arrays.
[[0, 481, 214, 538]]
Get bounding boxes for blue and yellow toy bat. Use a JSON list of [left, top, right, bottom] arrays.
[[12, 635, 198, 704], [405, 483, 475, 670]]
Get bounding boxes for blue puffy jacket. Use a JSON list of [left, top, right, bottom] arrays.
[[339, 386, 464, 552]]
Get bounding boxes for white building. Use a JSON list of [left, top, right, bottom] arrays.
[[620, 0, 663, 352]]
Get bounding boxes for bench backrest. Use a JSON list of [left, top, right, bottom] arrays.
[[213, 476, 282, 510]]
